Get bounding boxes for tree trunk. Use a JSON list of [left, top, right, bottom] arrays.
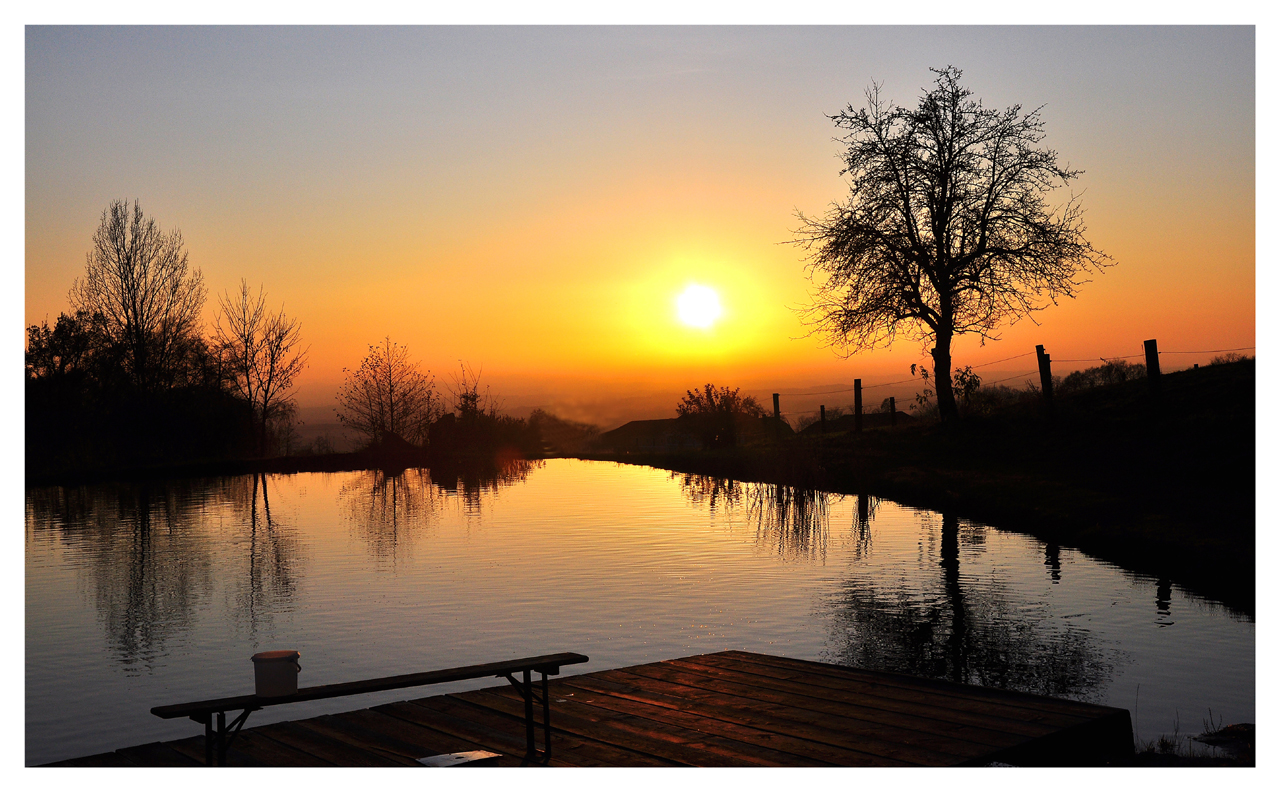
[[932, 338, 960, 423]]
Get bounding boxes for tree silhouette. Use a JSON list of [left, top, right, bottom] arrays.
[[675, 383, 767, 448], [336, 337, 441, 447], [69, 199, 206, 393], [213, 280, 308, 456], [795, 67, 1110, 422]]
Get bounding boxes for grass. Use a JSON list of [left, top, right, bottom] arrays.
[[1131, 710, 1254, 767]]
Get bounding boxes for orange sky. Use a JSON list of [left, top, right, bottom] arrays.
[[23, 26, 1255, 428]]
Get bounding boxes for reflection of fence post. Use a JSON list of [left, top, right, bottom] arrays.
[[1036, 345, 1054, 413], [889, 396, 896, 426], [772, 393, 781, 440], [820, 404, 826, 434], [1144, 339, 1161, 396], [854, 379, 863, 433]]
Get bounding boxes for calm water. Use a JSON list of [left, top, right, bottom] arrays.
[[25, 459, 1254, 765]]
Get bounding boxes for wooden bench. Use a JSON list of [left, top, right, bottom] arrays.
[[151, 652, 589, 766]]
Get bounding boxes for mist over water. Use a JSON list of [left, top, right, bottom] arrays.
[[26, 459, 1253, 765]]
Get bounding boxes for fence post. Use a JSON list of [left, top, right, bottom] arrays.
[[1036, 345, 1055, 412], [772, 393, 781, 439], [1144, 339, 1161, 395], [820, 404, 826, 434], [889, 396, 896, 426], [854, 379, 863, 433]]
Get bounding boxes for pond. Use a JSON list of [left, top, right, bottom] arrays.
[[25, 458, 1254, 766]]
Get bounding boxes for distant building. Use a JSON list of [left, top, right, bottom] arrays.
[[596, 418, 701, 453], [595, 415, 794, 453]]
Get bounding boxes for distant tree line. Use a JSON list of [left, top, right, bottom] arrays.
[[27, 200, 307, 478], [28, 200, 568, 480], [335, 350, 541, 460]]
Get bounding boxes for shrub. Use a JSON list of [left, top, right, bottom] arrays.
[[1058, 359, 1146, 394]]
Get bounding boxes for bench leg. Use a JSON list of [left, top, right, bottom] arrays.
[[192, 709, 257, 766], [523, 670, 535, 758], [541, 672, 551, 762], [504, 670, 554, 764], [204, 717, 214, 766]]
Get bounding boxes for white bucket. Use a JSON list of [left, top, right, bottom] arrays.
[[251, 650, 301, 697]]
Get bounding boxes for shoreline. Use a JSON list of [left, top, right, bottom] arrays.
[[576, 447, 1254, 619], [575, 361, 1255, 618], [25, 361, 1255, 618]]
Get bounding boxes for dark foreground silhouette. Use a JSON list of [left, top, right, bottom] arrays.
[[585, 359, 1255, 617]]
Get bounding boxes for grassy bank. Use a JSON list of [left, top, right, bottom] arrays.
[[582, 359, 1255, 617]]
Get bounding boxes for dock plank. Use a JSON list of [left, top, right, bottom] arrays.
[[113, 741, 203, 767], [286, 712, 425, 765], [455, 687, 773, 766], [551, 677, 862, 766], [251, 719, 405, 767], [657, 657, 1055, 746], [681, 654, 1082, 734], [595, 666, 973, 765], [385, 697, 667, 767], [51, 651, 1133, 767], [43, 750, 137, 767], [720, 651, 1116, 718]]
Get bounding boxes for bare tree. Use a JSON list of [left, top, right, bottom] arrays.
[[448, 362, 497, 423], [69, 199, 206, 392], [213, 280, 308, 456], [794, 67, 1111, 422], [336, 337, 441, 447]]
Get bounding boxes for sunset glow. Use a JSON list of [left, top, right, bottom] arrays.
[[21, 26, 1255, 427], [676, 284, 723, 329]]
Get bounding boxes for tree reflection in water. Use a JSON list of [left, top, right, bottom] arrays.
[[236, 473, 302, 639], [669, 476, 1115, 701], [432, 458, 540, 514], [673, 473, 744, 515], [853, 493, 878, 562], [339, 468, 440, 562], [745, 483, 831, 562], [674, 474, 834, 562], [26, 476, 302, 671], [339, 459, 541, 560], [824, 510, 1116, 702]]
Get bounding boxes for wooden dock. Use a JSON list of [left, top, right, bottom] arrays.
[[46, 650, 1134, 767]]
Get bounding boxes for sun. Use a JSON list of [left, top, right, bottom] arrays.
[[676, 284, 723, 329]]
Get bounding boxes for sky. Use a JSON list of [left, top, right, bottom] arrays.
[[22, 25, 1256, 427]]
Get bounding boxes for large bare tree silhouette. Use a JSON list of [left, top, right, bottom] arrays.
[[795, 67, 1110, 422]]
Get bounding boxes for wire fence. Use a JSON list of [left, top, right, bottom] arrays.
[[773, 344, 1254, 405]]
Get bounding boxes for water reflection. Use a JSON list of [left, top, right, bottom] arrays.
[[431, 457, 540, 513], [667, 476, 1122, 700], [746, 484, 831, 562], [673, 473, 743, 514], [339, 468, 440, 561], [675, 475, 834, 561], [824, 510, 1116, 701], [1156, 578, 1174, 627], [26, 478, 300, 671], [1045, 542, 1062, 583], [338, 460, 542, 559], [853, 493, 878, 561], [237, 474, 302, 638]]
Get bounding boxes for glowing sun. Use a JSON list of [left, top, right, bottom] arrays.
[[676, 284, 723, 328]]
